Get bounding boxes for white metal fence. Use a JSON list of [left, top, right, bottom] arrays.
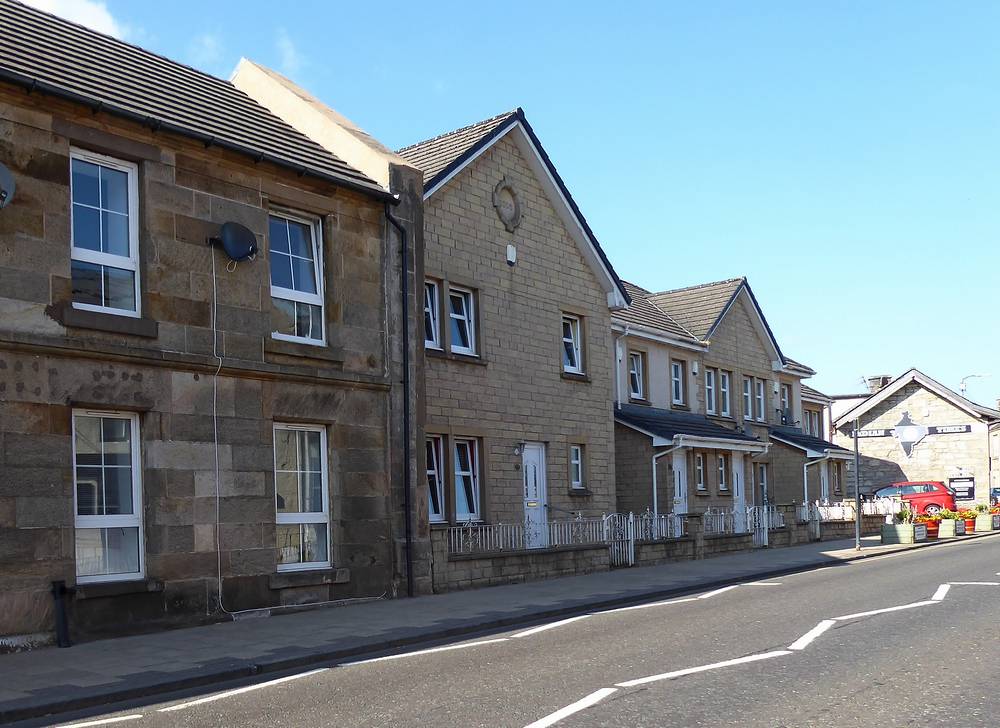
[[795, 498, 901, 524]]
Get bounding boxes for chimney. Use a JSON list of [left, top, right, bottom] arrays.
[[866, 375, 892, 394]]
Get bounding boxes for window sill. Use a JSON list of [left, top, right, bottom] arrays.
[[694, 490, 710, 497], [426, 348, 488, 367], [269, 568, 350, 590], [54, 304, 158, 338], [561, 371, 590, 383], [628, 398, 651, 406], [74, 579, 163, 600], [568, 487, 593, 497], [672, 403, 690, 411], [265, 336, 345, 364]]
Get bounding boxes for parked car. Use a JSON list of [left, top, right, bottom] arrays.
[[871, 481, 956, 515]]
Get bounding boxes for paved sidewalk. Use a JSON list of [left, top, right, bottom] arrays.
[[2, 532, 996, 723]]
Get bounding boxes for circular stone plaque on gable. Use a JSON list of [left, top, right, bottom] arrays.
[[492, 178, 521, 232]]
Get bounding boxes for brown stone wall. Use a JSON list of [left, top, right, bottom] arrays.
[[0, 85, 420, 643], [423, 134, 617, 531], [833, 383, 991, 504]]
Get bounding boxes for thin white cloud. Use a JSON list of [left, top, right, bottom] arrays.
[[187, 33, 224, 74], [21, 0, 128, 38], [275, 28, 305, 77]]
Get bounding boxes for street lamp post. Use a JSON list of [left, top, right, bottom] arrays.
[[854, 417, 861, 551]]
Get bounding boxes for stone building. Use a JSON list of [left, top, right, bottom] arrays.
[[832, 369, 1000, 504], [0, 0, 423, 646], [613, 278, 849, 519]]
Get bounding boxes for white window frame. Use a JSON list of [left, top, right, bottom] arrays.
[[705, 369, 716, 415], [671, 360, 686, 405], [424, 280, 441, 350], [448, 286, 477, 356], [780, 384, 790, 414], [562, 314, 583, 374], [269, 209, 326, 346], [70, 148, 141, 318], [628, 351, 645, 400], [720, 371, 731, 417], [758, 464, 768, 501], [570, 444, 584, 490], [755, 379, 766, 422], [427, 435, 445, 522], [72, 409, 144, 584], [454, 438, 481, 521], [743, 377, 753, 421], [273, 424, 330, 572], [695, 453, 706, 491], [718, 454, 729, 492]]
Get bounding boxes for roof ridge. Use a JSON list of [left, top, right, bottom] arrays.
[[652, 276, 746, 297], [397, 108, 519, 153], [9, 0, 233, 87]]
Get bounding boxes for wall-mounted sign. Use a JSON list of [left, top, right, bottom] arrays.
[[852, 412, 973, 457], [949, 477, 976, 500]]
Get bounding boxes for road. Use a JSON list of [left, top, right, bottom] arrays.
[[36, 536, 1000, 728]]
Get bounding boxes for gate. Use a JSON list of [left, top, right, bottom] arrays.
[[604, 513, 635, 567], [746, 505, 782, 548]]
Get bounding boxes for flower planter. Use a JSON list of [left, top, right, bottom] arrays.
[[974, 514, 1000, 532], [964, 518, 977, 533], [881, 523, 928, 545], [921, 521, 940, 539], [939, 519, 965, 537]]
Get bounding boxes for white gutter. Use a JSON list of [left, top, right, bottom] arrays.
[[611, 320, 706, 353], [651, 437, 686, 517]]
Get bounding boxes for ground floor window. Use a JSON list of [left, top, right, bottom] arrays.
[[274, 424, 330, 571], [757, 463, 768, 503], [72, 410, 143, 583], [569, 444, 584, 489], [718, 454, 729, 492], [695, 453, 706, 491], [454, 438, 481, 521], [427, 435, 445, 522]]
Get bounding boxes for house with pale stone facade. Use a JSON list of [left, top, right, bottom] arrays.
[[0, 1, 423, 647], [613, 278, 850, 522], [832, 369, 1000, 504], [395, 110, 630, 590]]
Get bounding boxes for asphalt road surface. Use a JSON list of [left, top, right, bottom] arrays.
[[36, 537, 1000, 728]]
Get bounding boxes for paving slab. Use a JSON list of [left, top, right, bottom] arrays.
[[1, 531, 995, 723]]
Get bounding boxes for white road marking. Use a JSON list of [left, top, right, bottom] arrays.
[[594, 597, 699, 614], [523, 687, 618, 728], [158, 668, 328, 712], [697, 585, 740, 599], [788, 620, 836, 650], [615, 650, 792, 688], [833, 600, 939, 621], [57, 717, 144, 727], [745, 581, 783, 586], [949, 581, 1000, 586], [513, 616, 589, 638], [931, 584, 951, 601], [342, 638, 510, 665]]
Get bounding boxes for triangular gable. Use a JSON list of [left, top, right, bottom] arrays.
[[398, 109, 630, 310], [834, 368, 1000, 426]]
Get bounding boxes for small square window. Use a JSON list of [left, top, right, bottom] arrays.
[[448, 287, 476, 356], [562, 315, 583, 374]]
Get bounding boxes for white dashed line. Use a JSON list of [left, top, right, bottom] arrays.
[[342, 638, 510, 665], [948, 581, 1000, 586], [595, 597, 699, 614], [697, 585, 740, 599], [833, 600, 939, 621], [57, 717, 144, 727], [788, 620, 836, 650], [158, 669, 329, 711], [523, 688, 618, 728], [513, 616, 589, 638], [615, 650, 793, 688], [931, 584, 951, 601]]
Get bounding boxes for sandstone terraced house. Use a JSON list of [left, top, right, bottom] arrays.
[[398, 110, 630, 590], [0, 0, 423, 646], [613, 277, 850, 528]]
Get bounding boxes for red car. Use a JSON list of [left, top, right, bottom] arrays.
[[872, 481, 956, 515]]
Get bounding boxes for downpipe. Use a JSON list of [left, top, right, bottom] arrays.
[[50, 580, 75, 648]]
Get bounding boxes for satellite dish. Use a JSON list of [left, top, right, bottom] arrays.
[[0, 163, 15, 209], [208, 222, 257, 262]]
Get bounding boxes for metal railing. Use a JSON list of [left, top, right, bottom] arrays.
[[634, 510, 683, 541], [703, 507, 738, 535]]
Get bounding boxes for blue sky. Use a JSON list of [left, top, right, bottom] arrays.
[[32, 0, 1000, 404]]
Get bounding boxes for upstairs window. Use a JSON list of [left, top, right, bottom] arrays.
[[562, 314, 583, 374], [424, 281, 441, 350], [70, 150, 140, 317], [743, 377, 753, 421], [628, 351, 645, 400], [780, 384, 791, 420], [269, 212, 324, 345], [720, 371, 731, 417], [705, 369, 716, 415], [426, 436, 445, 522], [448, 287, 476, 356], [671, 360, 686, 405], [755, 379, 767, 422]]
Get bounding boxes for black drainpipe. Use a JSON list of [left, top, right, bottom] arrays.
[[384, 204, 414, 598], [50, 580, 74, 647]]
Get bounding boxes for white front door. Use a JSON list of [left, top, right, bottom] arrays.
[[522, 442, 548, 549], [732, 453, 747, 531], [820, 462, 830, 503], [672, 451, 688, 514]]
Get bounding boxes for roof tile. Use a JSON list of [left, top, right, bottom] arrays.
[[647, 278, 744, 339]]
